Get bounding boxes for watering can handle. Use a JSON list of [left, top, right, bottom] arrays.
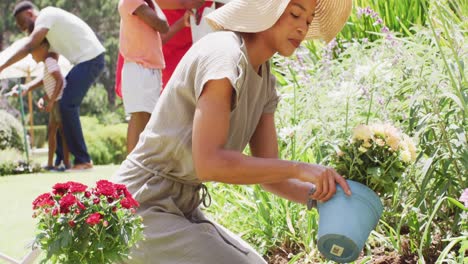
[[307, 185, 317, 210]]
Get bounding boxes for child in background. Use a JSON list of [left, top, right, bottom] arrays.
[[118, 0, 171, 154], [12, 40, 70, 171]]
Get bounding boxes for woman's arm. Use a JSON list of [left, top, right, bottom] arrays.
[[192, 78, 351, 201], [249, 113, 315, 204], [134, 4, 169, 33], [156, 0, 205, 9]]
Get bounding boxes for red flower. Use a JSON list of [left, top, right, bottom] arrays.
[[114, 184, 128, 197], [59, 193, 77, 214], [84, 191, 92, 198], [68, 220, 76, 227], [93, 198, 100, 205], [86, 213, 102, 226], [52, 208, 59, 216], [52, 182, 70, 196], [32, 193, 55, 209], [77, 201, 86, 210], [68, 182, 88, 193], [120, 197, 139, 209], [94, 180, 117, 197]]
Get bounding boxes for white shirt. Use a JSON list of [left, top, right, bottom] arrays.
[[35, 7, 105, 64], [43, 57, 66, 101]]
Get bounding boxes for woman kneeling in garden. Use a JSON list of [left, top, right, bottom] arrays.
[[113, 0, 352, 262]]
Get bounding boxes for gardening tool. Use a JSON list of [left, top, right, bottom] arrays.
[[3, 82, 30, 161]]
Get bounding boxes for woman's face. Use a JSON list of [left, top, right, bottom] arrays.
[[264, 0, 317, 56]]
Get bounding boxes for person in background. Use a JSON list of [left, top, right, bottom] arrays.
[[118, 0, 195, 153], [11, 40, 70, 171], [158, 0, 211, 88], [0, 1, 105, 170]]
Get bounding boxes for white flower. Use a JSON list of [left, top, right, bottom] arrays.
[[337, 149, 345, 157], [339, 81, 353, 91], [278, 126, 299, 140], [354, 65, 372, 81]]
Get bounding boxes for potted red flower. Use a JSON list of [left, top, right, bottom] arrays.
[[32, 180, 144, 264]]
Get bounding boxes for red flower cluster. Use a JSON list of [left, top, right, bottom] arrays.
[[32, 193, 55, 209], [32, 180, 139, 227], [86, 212, 102, 225], [32, 180, 144, 264]]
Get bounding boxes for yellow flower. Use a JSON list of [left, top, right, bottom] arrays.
[[370, 124, 385, 138], [358, 146, 368, 153], [384, 124, 401, 151], [401, 135, 417, 162], [362, 141, 372, 148], [400, 150, 412, 163], [352, 124, 374, 143], [375, 138, 386, 147]]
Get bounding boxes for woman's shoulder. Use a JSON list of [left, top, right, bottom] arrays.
[[193, 31, 242, 56]]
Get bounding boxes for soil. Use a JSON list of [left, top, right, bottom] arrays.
[[266, 246, 293, 264], [265, 237, 443, 264]]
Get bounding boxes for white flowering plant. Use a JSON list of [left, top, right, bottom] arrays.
[[329, 123, 417, 194]]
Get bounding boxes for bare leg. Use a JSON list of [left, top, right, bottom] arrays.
[[47, 121, 59, 168], [127, 112, 151, 154], [58, 123, 71, 169]]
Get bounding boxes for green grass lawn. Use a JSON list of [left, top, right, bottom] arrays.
[[0, 165, 119, 263]]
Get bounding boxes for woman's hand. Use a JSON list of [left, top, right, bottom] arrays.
[[296, 163, 351, 202], [183, 9, 194, 27]]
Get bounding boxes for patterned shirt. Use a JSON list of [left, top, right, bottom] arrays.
[[43, 57, 66, 101]]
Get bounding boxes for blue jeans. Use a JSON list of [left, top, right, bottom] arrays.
[[55, 53, 105, 165]]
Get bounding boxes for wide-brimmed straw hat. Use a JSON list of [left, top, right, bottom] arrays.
[[205, 0, 352, 43]]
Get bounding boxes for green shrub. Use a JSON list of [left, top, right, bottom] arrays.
[[98, 110, 126, 125], [0, 110, 24, 151], [28, 125, 47, 148], [80, 84, 109, 117], [82, 116, 127, 165], [0, 148, 20, 176]]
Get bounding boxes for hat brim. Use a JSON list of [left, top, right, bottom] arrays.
[[206, 0, 352, 43]]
